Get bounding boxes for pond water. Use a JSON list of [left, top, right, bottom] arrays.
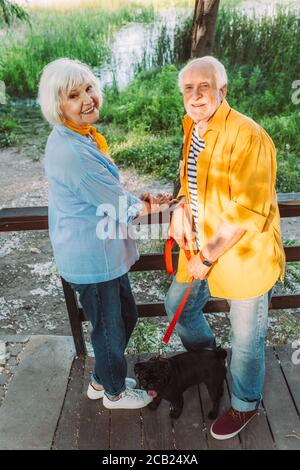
[[97, 8, 191, 90]]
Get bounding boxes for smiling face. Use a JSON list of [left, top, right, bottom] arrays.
[[60, 81, 100, 127], [182, 64, 226, 124]]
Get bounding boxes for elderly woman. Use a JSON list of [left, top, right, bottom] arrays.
[[166, 56, 285, 439], [38, 58, 162, 410]]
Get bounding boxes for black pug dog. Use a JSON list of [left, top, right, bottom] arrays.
[[134, 347, 227, 419]]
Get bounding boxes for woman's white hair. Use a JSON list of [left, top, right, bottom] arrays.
[[178, 56, 228, 93], [38, 58, 102, 126]]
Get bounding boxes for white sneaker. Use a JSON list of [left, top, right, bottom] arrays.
[[103, 388, 153, 409], [87, 377, 137, 400]]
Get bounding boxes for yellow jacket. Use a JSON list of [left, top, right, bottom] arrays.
[[176, 99, 285, 299]]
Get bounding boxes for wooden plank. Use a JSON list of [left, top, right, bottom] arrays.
[[1, 201, 300, 236], [130, 253, 178, 272], [284, 246, 300, 262], [263, 347, 300, 450], [52, 357, 85, 450], [77, 295, 300, 321], [274, 344, 300, 415], [78, 300, 229, 319], [136, 295, 300, 316], [1, 201, 300, 233], [0, 206, 48, 231], [110, 354, 142, 450], [139, 353, 176, 451], [269, 295, 300, 310], [78, 356, 110, 450], [278, 192, 300, 204], [173, 385, 208, 450], [131, 247, 300, 272]]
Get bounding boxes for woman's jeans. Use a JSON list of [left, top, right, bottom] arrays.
[[70, 273, 138, 397], [165, 278, 273, 412]]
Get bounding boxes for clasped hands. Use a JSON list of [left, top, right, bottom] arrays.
[[139, 192, 175, 215]]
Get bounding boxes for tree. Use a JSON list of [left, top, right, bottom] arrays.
[[191, 0, 220, 58], [0, 0, 30, 26]]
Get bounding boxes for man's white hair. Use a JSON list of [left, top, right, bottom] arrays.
[[38, 58, 102, 126], [178, 56, 228, 93]]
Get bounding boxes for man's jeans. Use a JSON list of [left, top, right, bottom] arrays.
[[70, 273, 138, 397], [165, 278, 273, 412]]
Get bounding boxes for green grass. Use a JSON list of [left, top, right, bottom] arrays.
[[102, 65, 184, 133], [0, 115, 17, 148], [0, 4, 155, 97]]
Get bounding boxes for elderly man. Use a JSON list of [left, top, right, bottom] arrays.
[[165, 56, 285, 440]]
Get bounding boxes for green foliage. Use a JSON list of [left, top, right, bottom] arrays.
[[110, 130, 181, 181], [0, 0, 30, 27], [214, 8, 300, 192], [0, 107, 17, 147], [215, 8, 300, 117], [126, 320, 159, 353], [102, 65, 184, 133], [0, 5, 155, 96]]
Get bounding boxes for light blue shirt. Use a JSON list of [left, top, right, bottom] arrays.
[[44, 125, 142, 284]]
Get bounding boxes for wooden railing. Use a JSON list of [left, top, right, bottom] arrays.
[[1, 194, 300, 356]]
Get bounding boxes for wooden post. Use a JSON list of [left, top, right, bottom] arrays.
[[61, 277, 87, 357], [191, 0, 220, 58]]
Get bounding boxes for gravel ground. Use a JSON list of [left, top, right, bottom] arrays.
[[0, 336, 29, 406], [0, 147, 300, 355]]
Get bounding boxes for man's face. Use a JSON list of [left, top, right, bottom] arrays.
[[182, 65, 224, 123], [60, 82, 100, 126]]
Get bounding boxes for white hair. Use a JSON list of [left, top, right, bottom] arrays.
[[178, 56, 228, 93], [38, 58, 102, 126]]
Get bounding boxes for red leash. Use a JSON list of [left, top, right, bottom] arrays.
[[162, 238, 193, 344]]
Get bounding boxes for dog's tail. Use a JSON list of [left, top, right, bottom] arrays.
[[215, 347, 227, 359]]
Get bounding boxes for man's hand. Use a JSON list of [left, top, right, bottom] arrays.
[[187, 254, 211, 280], [168, 202, 196, 249]]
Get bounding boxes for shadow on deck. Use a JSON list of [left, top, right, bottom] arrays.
[[53, 344, 300, 451]]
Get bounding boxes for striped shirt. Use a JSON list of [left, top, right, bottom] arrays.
[[187, 125, 205, 250]]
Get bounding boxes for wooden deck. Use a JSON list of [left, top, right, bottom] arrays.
[[52, 344, 300, 450]]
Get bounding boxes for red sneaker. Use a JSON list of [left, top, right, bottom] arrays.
[[210, 407, 259, 440]]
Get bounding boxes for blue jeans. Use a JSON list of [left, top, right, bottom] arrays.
[[70, 273, 138, 397], [165, 278, 273, 412]]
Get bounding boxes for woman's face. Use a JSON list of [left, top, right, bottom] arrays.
[[60, 82, 100, 126]]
